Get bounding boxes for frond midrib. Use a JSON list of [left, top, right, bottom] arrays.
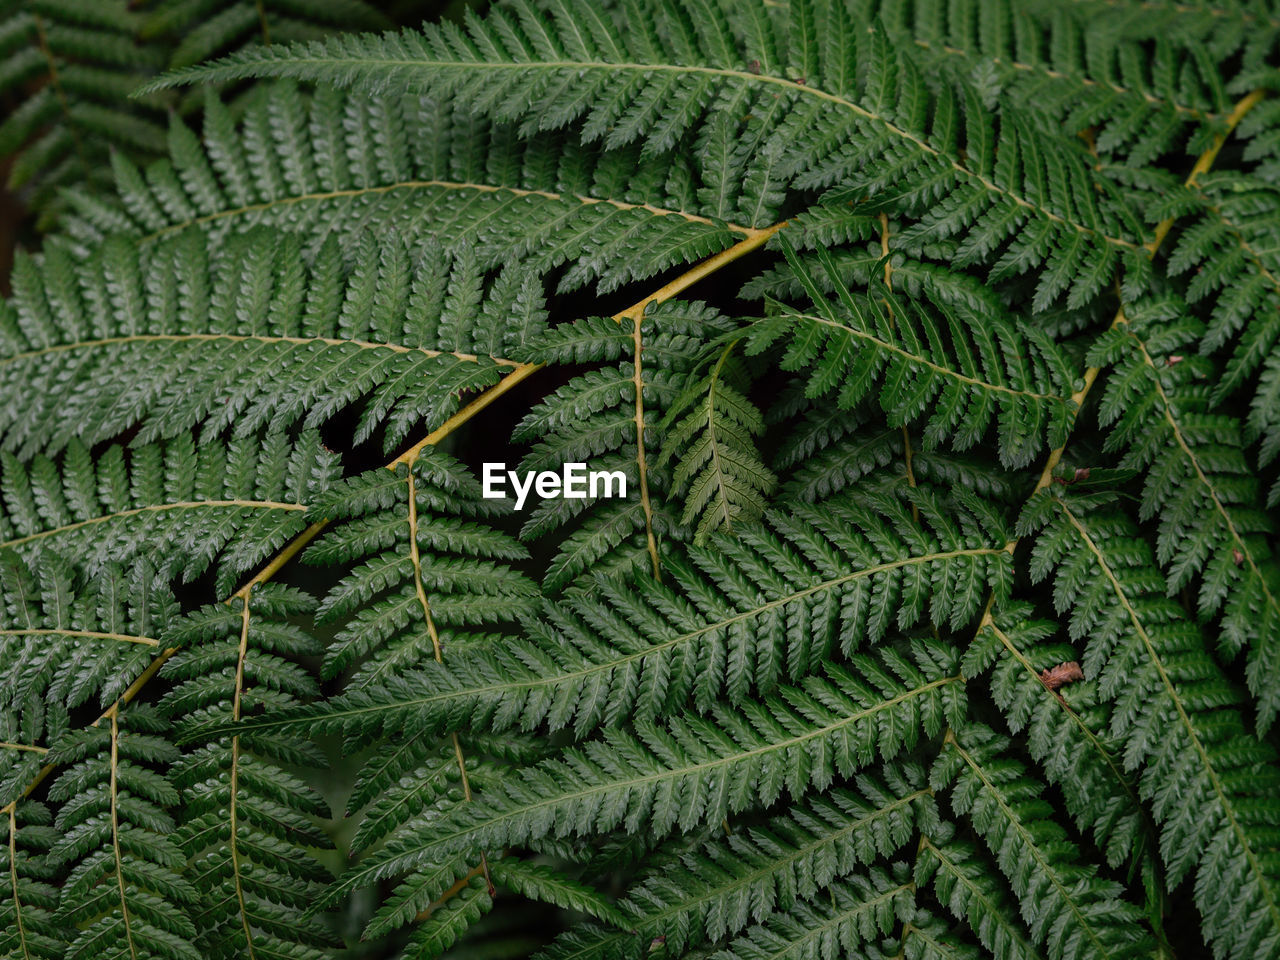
[[0, 628, 158, 647], [138, 178, 760, 245], [784, 310, 1072, 403], [0, 499, 307, 550], [0, 332, 523, 368]]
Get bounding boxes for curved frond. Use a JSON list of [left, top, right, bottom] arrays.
[[1089, 298, 1280, 729], [749, 238, 1077, 469], [64, 82, 762, 296], [0, 432, 337, 594], [537, 763, 936, 960], [141, 0, 1150, 310], [1022, 489, 1280, 960], [216, 489, 1008, 743], [0, 228, 538, 458], [322, 639, 965, 908], [934, 723, 1153, 960]]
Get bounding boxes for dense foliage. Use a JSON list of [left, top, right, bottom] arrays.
[[1, 1, 1279, 958]]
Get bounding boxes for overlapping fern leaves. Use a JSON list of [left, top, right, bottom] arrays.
[[0, 0, 397, 227], [1, 0, 1279, 959]]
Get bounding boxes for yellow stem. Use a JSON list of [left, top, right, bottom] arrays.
[[109, 713, 139, 960], [229, 591, 257, 959]]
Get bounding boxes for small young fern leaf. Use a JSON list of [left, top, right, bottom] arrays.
[[512, 301, 738, 589], [657, 338, 777, 544]]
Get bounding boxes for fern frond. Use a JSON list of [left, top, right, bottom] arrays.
[[934, 722, 1153, 960], [407, 873, 494, 957], [918, 828, 1048, 960], [743, 213, 1007, 318], [537, 763, 935, 960], [0, 0, 169, 225], [45, 704, 200, 960], [320, 639, 965, 907], [1022, 488, 1280, 960], [513, 300, 737, 589], [141, 0, 1151, 310], [893, 911, 992, 960], [297, 449, 537, 940], [1088, 297, 1280, 729], [774, 405, 1027, 506], [304, 449, 537, 685], [0, 228, 536, 458], [964, 604, 1153, 872], [488, 858, 629, 928], [64, 82, 762, 297], [161, 584, 337, 959], [705, 864, 914, 960], [752, 238, 1077, 469], [4, 2, 1279, 956], [144, 0, 389, 70], [658, 338, 777, 543], [0, 431, 336, 595], [0, 800, 61, 960], [218, 489, 1007, 742], [885, 0, 1229, 167], [1031, 0, 1280, 93], [1157, 174, 1280, 498], [516, 298, 775, 583]]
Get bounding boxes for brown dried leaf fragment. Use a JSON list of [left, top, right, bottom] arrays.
[[1039, 661, 1084, 691]]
